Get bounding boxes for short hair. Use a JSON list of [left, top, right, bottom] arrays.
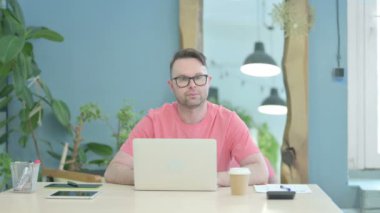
[[169, 48, 207, 77]]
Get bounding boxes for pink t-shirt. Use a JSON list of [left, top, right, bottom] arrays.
[[120, 101, 260, 172]]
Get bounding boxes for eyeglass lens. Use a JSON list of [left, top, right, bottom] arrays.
[[174, 75, 208, 88]]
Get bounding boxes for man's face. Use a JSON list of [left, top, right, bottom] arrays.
[[168, 58, 212, 109]]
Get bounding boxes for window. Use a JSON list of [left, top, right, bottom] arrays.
[[348, 0, 380, 169]]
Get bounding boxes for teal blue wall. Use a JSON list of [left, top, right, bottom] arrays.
[[8, 0, 360, 208], [309, 0, 358, 208]]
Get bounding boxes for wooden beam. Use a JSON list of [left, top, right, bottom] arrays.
[[179, 0, 203, 51], [281, 0, 310, 183]]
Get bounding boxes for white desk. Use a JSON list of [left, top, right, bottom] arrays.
[[0, 183, 341, 213]]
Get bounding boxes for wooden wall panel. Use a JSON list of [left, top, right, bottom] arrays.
[[281, 0, 309, 183]]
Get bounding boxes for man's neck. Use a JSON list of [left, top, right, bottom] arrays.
[[177, 102, 208, 124]]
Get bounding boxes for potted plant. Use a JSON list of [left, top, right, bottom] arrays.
[[0, 0, 71, 188]]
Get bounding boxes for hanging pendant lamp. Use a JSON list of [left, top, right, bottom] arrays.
[[258, 87, 287, 115], [240, 42, 281, 77]]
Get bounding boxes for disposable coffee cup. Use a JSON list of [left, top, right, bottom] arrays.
[[229, 167, 251, 195], [10, 160, 40, 193]]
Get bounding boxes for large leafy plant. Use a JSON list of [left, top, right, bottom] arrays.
[[0, 0, 71, 167]]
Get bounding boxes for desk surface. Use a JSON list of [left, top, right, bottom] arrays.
[[0, 183, 341, 213]]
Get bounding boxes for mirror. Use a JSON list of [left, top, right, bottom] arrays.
[[203, 0, 286, 176]]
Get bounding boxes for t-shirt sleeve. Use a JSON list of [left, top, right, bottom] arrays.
[[227, 112, 260, 163], [119, 114, 154, 156]]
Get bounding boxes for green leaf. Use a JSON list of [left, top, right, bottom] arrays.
[[88, 159, 109, 166], [22, 42, 33, 57], [28, 102, 43, 123], [0, 62, 13, 77], [18, 134, 28, 147], [30, 60, 41, 77], [26, 27, 64, 42], [52, 99, 71, 128], [47, 150, 62, 161], [38, 79, 53, 103], [0, 152, 12, 190], [3, 9, 25, 35], [8, 0, 25, 25], [85, 142, 113, 156], [18, 107, 27, 122], [78, 103, 104, 123], [21, 44, 39, 77], [16, 52, 28, 79], [19, 105, 42, 133], [0, 85, 13, 97], [15, 85, 33, 108], [12, 55, 33, 109], [0, 96, 12, 111], [18, 51, 34, 79], [12, 59, 24, 90], [22, 43, 40, 77], [0, 35, 25, 63]]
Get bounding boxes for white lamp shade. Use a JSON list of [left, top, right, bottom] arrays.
[[258, 105, 287, 115], [258, 88, 287, 115], [241, 63, 281, 77], [240, 42, 281, 77]]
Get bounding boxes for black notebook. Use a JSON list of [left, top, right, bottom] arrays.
[[44, 182, 102, 189]]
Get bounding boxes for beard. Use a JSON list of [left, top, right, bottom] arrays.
[[175, 92, 208, 109]]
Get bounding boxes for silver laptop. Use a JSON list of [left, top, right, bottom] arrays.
[[133, 138, 217, 191]]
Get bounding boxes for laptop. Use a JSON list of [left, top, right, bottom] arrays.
[[133, 138, 217, 191]]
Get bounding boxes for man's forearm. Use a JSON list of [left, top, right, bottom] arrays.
[[244, 163, 268, 185], [104, 162, 134, 185], [218, 164, 268, 187]]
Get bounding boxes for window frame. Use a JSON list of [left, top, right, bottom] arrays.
[[348, 0, 380, 169]]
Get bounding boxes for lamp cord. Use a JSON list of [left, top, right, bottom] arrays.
[[256, 0, 261, 40], [336, 0, 341, 68]]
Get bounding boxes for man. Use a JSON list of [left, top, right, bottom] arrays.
[[105, 48, 269, 186]]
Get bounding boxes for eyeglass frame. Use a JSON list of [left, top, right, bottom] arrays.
[[171, 74, 209, 88]]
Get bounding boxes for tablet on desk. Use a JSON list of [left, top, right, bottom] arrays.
[[47, 191, 99, 199]]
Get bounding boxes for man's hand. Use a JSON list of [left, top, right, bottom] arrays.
[[104, 151, 134, 185], [217, 171, 230, 186]]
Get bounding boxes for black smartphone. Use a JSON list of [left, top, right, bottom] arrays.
[[266, 191, 296, 200]]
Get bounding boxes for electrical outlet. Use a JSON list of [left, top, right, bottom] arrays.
[[332, 67, 344, 82]]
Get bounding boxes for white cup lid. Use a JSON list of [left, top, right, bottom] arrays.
[[229, 167, 251, 175]]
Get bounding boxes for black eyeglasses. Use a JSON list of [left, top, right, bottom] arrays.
[[171, 75, 208, 88]]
